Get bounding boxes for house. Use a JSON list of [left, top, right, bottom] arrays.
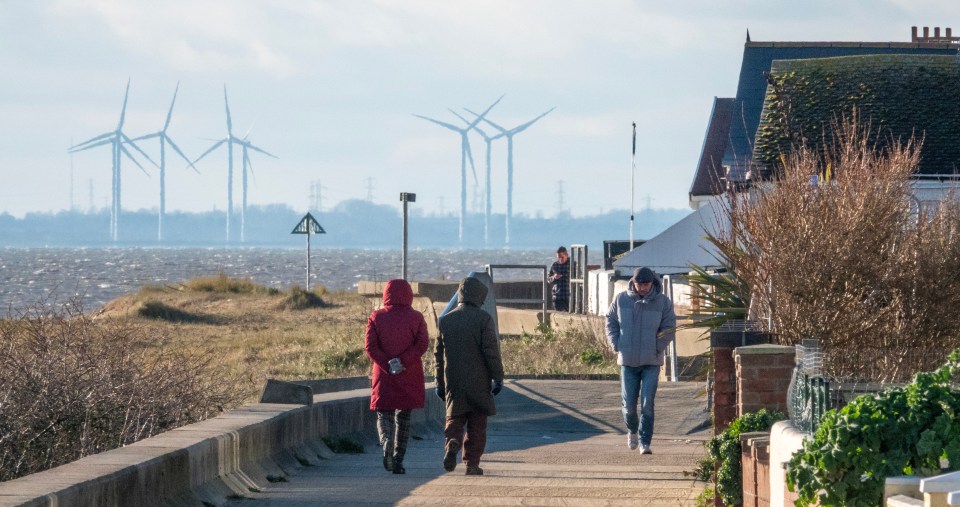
[[611, 27, 960, 315]]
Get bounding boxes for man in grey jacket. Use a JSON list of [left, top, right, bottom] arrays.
[[605, 267, 676, 454]]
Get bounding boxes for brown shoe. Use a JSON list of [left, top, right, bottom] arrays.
[[443, 440, 461, 472], [465, 465, 484, 476]]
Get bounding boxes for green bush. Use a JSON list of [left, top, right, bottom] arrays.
[[787, 349, 960, 507], [322, 435, 364, 454], [694, 408, 785, 506]]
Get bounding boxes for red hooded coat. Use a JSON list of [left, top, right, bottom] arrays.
[[365, 279, 429, 411]]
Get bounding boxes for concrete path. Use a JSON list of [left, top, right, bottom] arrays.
[[239, 380, 710, 506]]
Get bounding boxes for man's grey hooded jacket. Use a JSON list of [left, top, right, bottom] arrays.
[[605, 271, 677, 367]]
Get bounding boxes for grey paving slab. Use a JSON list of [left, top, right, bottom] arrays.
[[237, 380, 710, 507]]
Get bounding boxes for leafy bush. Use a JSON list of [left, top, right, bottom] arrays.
[[787, 349, 960, 507], [694, 408, 785, 506], [0, 301, 246, 481]]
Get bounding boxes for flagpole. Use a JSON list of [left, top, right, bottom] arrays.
[[630, 122, 636, 250]]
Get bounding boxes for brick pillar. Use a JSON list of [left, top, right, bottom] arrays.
[[734, 345, 795, 417], [741, 432, 771, 507], [713, 346, 738, 434], [710, 330, 770, 434]]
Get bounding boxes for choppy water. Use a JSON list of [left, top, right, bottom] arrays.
[[0, 247, 554, 314]]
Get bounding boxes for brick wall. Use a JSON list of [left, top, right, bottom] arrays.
[[734, 345, 795, 417], [709, 330, 771, 434]]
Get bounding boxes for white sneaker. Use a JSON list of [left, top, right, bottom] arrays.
[[627, 433, 639, 450], [640, 444, 652, 455]]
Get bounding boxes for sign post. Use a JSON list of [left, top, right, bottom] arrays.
[[400, 192, 416, 280], [291, 212, 326, 290]]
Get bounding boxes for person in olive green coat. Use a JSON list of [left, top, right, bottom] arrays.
[[435, 276, 504, 476]]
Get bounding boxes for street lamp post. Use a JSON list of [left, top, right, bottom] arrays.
[[400, 192, 416, 280]]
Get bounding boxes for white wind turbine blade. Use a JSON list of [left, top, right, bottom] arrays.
[[163, 82, 180, 132], [243, 142, 277, 159], [413, 114, 462, 132], [164, 135, 199, 173], [192, 139, 227, 165], [511, 107, 556, 134], [71, 131, 114, 150], [121, 133, 158, 168], [70, 136, 115, 153], [119, 143, 151, 176]]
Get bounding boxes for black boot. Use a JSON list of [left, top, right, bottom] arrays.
[[392, 457, 406, 474], [382, 447, 394, 472]]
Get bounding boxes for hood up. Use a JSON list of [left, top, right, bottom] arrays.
[[457, 276, 488, 307], [382, 279, 414, 308]]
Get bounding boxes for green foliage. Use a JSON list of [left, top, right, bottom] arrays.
[[681, 249, 750, 333], [578, 348, 604, 366], [520, 322, 556, 343], [787, 349, 960, 506], [694, 409, 785, 506]]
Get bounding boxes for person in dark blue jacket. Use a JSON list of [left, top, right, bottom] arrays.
[[605, 267, 676, 454]]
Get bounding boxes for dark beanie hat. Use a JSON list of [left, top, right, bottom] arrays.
[[632, 267, 656, 283]]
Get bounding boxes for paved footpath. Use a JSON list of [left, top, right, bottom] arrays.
[[240, 380, 710, 506]]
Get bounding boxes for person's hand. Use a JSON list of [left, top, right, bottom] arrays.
[[491, 380, 503, 395]]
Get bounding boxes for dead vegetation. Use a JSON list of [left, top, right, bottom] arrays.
[[714, 118, 960, 381]]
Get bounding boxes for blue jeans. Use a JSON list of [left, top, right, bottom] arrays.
[[621, 365, 660, 446]]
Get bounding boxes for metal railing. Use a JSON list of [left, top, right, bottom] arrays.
[[484, 264, 549, 316], [789, 339, 831, 433], [569, 244, 588, 314]]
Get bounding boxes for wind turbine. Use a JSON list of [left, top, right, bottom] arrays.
[[471, 107, 555, 245], [193, 86, 275, 242], [70, 79, 155, 242], [129, 82, 198, 241], [236, 128, 277, 242], [414, 95, 503, 242], [450, 107, 503, 246]]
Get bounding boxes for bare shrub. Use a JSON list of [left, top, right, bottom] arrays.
[[714, 118, 960, 382], [0, 301, 247, 481]]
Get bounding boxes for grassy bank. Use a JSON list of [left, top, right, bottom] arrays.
[[0, 274, 618, 480], [96, 274, 619, 402]]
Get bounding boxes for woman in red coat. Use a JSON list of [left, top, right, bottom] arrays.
[[364, 278, 429, 474]]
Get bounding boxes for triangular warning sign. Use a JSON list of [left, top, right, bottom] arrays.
[[291, 212, 326, 234]]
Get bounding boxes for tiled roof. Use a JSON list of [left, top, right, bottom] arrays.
[[720, 43, 957, 186], [753, 55, 960, 177], [689, 97, 734, 198]]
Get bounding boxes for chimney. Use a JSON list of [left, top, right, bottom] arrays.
[[924, 26, 930, 38], [935, 27, 941, 38], [948, 27, 953, 38], [912, 26, 918, 41]]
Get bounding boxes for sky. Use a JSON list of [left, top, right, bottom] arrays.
[[1, 0, 958, 220]]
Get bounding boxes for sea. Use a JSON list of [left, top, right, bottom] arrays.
[[0, 247, 555, 314]]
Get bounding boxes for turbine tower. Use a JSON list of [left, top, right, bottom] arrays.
[[414, 95, 503, 242], [474, 107, 555, 245], [130, 82, 198, 241], [236, 130, 277, 242], [193, 86, 275, 242], [450, 108, 503, 245], [70, 79, 155, 242]]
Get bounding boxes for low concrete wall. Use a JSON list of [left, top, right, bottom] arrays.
[[0, 381, 444, 507], [769, 420, 808, 507]]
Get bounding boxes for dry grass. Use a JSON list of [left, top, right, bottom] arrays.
[[96, 278, 619, 400], [94, 282, 376, 402]]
